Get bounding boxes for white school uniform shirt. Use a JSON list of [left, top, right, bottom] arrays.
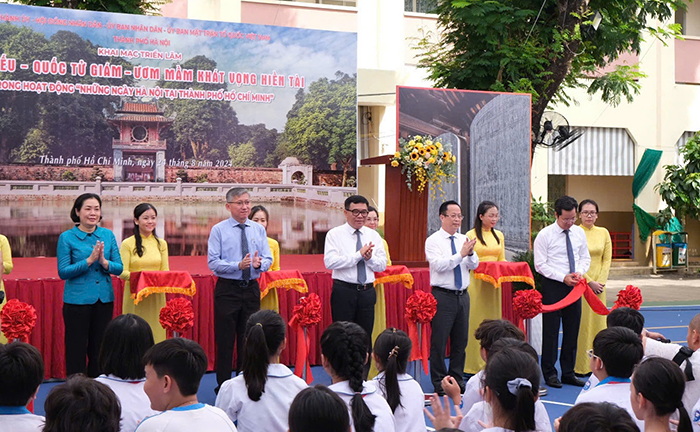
[[373, 372, 426, 432], [460, 370, 484, 415], [134, 403, 237, 432], [645, 338, 700, 409], [0, 406, 44, 432], [328, 380, 397, 432], [691, 395, 700, 432], [425, 228, 479, 290], [533, 222, 590, 282], [459, 400, 551, 432], [95, 374, 158, 432], [577, 374, 600, 398], [214, 363, 307, 432], [324, 223, 387, 284], [574, 376, 644, 432]]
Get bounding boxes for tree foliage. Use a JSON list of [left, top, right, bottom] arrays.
[[13, 0, 166, 15], [655, 134, 700, 227], [283, 72, 357, 186], [228, 141, 256, 167], [418, 0, 685, 153]]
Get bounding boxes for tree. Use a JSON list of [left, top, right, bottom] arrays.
[[11, 127, 50, 163], [283, 72, 357, 186], [227, 141, 256, 167], [417, 0, 685, 154], [655, 134, 700, 227], [237, 123, 279, 167], [13, 0, 166, 14], [157, 55, 239, 161]]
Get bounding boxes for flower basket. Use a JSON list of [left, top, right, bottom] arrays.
[[391, 135, 456, 197]]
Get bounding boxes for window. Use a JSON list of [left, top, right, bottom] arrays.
[[283, 0, 357, 7], [405, 0, 438, 14]]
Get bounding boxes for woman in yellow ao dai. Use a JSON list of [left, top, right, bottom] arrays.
[[0, 234, 13, 344], [574, 199, 612, 374], [464, 201, 505, 374], [120, 203, 169, 343], [250, 206, 281, 312]]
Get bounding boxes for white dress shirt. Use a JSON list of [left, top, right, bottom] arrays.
[[460, 400, 551, 432], [574, 377, 644, 431], [328, 380, 396, 432], [645, 339, 700, 410], [134, 404, 237, 432], [373, 372, 427, 432], [533, 222, 590, 283], [425, 228, 479, 290], [214, 364, 307, 432], [460, 370, 484, 415], [95, 374, 158, 432], [324, 223, 387, 284]]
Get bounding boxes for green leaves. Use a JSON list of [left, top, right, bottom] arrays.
[[655, 133, 700, 226]]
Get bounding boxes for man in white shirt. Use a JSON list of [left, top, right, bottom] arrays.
[[534, 195, 590, 388], [324, 194, 387, 375], [574, 327, 645, 431], [0, 342, 45, 432], [425, 200, 478, 395]]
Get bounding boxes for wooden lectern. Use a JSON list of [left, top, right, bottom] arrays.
[[360, 155, 428, 266]]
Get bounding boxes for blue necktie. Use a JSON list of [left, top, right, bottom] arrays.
[[564, 229, 576, 274], [450, 236, 463, 289], [355, 229, 366, 284], [238, 223, 251, 281]]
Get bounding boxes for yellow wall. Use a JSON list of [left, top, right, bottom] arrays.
[[566, 176, 634, 213]]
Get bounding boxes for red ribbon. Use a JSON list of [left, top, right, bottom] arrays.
[[405, 290, 437, 374], [288, 294, 321, 384], [407, 321, 431, 374]]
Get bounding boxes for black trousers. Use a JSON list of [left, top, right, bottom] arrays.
[[63, 301, 113, 378], [430, 287, 470, 394], [214, 277, 260, 388], [540, 276, 582, 380], [331, 279, 376, 377]]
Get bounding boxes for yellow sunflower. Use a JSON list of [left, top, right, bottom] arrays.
[[418, 148, 426, 156], [410, 152, 419, 161], [391, 160, 399, 167]]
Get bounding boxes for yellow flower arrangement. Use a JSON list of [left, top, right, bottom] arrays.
[[390, 134, 457, 196]]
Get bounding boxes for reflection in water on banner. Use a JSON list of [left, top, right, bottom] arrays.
[[0, 201, 345, 257]]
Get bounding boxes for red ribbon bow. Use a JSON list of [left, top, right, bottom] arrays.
[[405, 290, 437, 374], [158, 298, 195, 336], [288, 293, 322, 383], [1, 299, 37, 343]]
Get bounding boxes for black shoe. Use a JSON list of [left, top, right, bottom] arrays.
[[545, 376, 562, 388], [561, 376, 586, 387]]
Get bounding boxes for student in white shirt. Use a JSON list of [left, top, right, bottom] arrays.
[[458, 339, 551, 432], [425, 200, 479, 395], [137, 338, 237, 432], [44, 375, 121, 432], [427, 346, 542, 432], [321, 321, 396, 432], [288, 385, 351, 432], [442, 319, 526, 415], [534, 195, 590, 389], [575, 327, 644, 431], [215, 310, 307, 432], [372, 328, 426, 432], [643, 313, 700, 411], [0, 342, 45, 432], [579, 307, 646, 398], [95, 314, 158, 432], [555, 402, 641, 432], [631, 357, 692, 432], [324, 194, 387, 352]]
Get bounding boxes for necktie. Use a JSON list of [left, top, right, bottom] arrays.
[[564, 229, 576, 274], [355, 229, 366, 284], [450, 236, 463, 290], [239, 223, 251, 281]]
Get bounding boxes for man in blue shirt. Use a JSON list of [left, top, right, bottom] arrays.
[[208, 187, 272, 391]]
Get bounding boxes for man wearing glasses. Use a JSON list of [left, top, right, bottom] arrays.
[[208, 187, 273, 392], [534, 195, 591, 389], [324, 194, 387, 375], [425, 200, 478, 395]]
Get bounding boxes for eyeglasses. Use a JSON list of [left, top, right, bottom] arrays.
[[444, 214, 464, 220], [346, 209, 369, 217], [581, 211, 598, 217], [227, 200, 251, 206], [561, 217, 577, 223], [587, 349, 599, 360]]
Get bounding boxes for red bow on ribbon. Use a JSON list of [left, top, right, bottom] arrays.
[[288, 293, 322, 383], [0, 299, 37, 343], [405, 290, 437, 374], [159, 298, 195, 336]]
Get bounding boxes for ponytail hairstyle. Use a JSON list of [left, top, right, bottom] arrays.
[[484, 347, 540, 432], [241, 310, 286, 401], [132, 203, 160, 258], [321, 321, 375, 432], [473, 201, 500, 246], [373, 328, 411, 413], [632, 357, 691, 432]]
